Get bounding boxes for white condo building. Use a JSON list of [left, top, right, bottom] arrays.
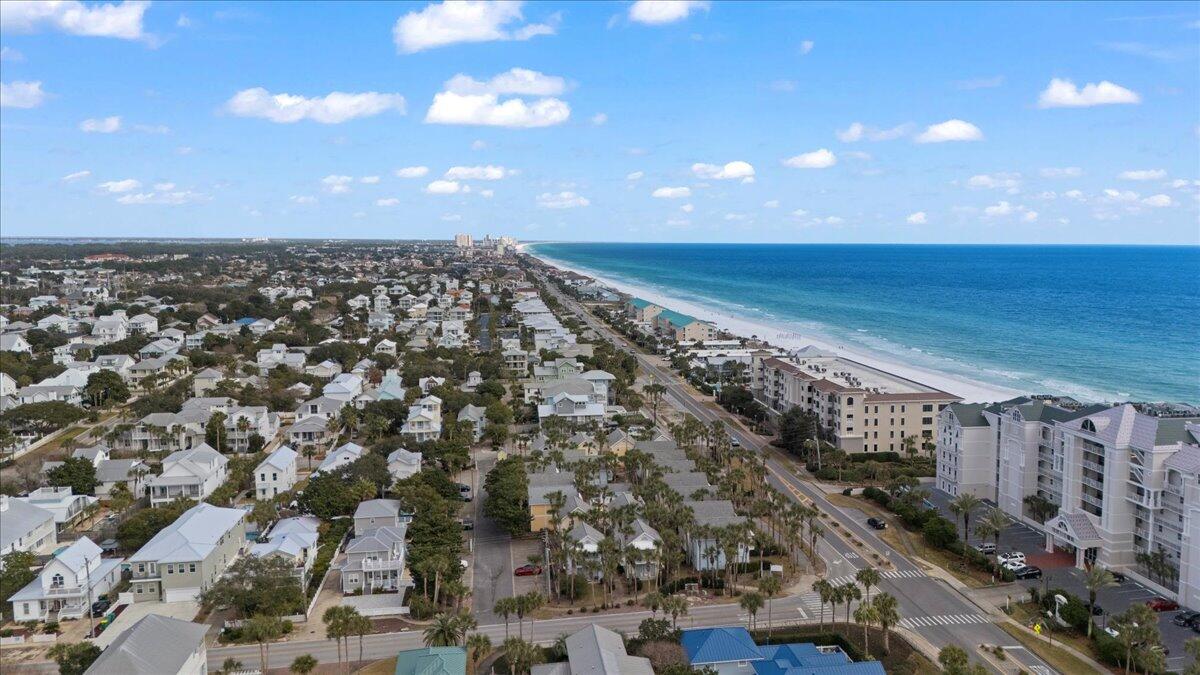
[[935, 397, 1200, 609]]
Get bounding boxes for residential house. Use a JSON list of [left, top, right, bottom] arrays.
[[340, 523, 410, 595], [224, 406, 279, 452], [289, 416, 332, 448], [0, 334, 33, 353], [353, 499, 407, 535], [387, 448, 423, 482], [680, 626, 883, 675], [394, 647, 467, 675], [312, 442, 365, 476], [323, 373, 364, 402], [83, 613, 210, 675], [565, 521, 605, 579], [531, 624, 653, 675], [127, 503, 247, 602], [146, 445, 229, 507], [128, 313, 159, 335], [255, 446, 298, 499], [250, 515, 320, 587], [683, 500, 751, 571], [400, 396, 442, 442], [192, 367, 225, 396], [0, 495, 57, 557], [9, 537, 123, 622], [457, 404, 487, 442], [95, 459, 151, 499], [14, 487, 97, 529], [620, 519, 662, 581]]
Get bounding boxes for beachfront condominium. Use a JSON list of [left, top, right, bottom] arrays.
[[750, 347, 961, 454], [454, 233, 472, 248], [935, 398, 1200, 610]]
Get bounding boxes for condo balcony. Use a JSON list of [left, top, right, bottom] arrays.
[[361, 557, 405, 572]]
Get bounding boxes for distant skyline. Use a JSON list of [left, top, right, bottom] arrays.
[[1, 1, 1198, 244]]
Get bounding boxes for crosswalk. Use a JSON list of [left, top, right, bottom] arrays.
[[824, 569, 927, 586], [898, 614, 992, 628]]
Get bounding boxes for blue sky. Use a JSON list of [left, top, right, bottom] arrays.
[[1, 0, 1198, 244]]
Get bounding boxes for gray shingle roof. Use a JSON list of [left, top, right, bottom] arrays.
[[84, 614, 208, 675]]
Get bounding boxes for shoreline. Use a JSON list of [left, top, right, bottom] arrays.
[[521, 243, 1023, 404]]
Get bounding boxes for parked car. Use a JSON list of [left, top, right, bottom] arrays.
[[730, 438, 741, 448], [1001, 558, 1028, 572], [1085, 603, 1104, 616], [975, 542, 996, 555], [90, 599, 111, 617], [1012, 565, 1042, 580], [1147, 597, 1180, 612], [1104, 626, 1120, 638], [514, 564, 542, 577], [866, 517, 887, 530], [460, 518, 474, 531], [1109, 570, 1126, 583], [998, 551, 1026, 566], [1172, 611, 1200, 627]]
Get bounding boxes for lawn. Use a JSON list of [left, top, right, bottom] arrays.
[[353, 657, 397, 675], [996, 620, 1113, 675]]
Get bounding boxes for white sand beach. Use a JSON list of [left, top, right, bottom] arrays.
[[523, 244, 1023, 404]]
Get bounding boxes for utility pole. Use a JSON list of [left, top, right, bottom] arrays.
[[85, 552, 96, 637]]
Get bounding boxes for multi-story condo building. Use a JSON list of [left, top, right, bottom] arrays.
[[752, 348, 961, 453], [936, 399, 1200, 609]]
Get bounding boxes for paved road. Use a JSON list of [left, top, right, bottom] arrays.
[[469, 452, 513, 624], [539, 275, 1060, 675]]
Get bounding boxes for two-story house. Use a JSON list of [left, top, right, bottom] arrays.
[[250, 515, 319, 587], [146, 445, 229, 507], [255, 446, 298, 499], [0, 495, 58, 557], [128, 503, 247, 603], [9, 537, 123, 621]]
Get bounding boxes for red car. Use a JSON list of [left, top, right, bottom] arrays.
[[1147, 597, 1180, 612], [514, 564, 543, 577]]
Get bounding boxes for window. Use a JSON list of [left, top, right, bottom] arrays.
[[923, 417, 933, 425], [51, 573, 63, 587], [165, 564, 173, 574], [189, 563, 197, 573], [923, 404, 933, 412], [137, 563, 145, 574], [136, 585, 143, 594]]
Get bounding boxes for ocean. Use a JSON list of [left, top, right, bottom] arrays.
[[529, 242, 1200, 404]]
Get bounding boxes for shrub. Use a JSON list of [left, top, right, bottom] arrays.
[[842, 487, 853, 496], [922, 516, 958, 549], [408, 594, 435, 620]]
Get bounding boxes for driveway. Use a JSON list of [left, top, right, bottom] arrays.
[[469, 452, 514, 623]]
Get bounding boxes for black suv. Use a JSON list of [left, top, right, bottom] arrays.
[[866, 517, 887, 530], [1013, 565, 1043, 580]]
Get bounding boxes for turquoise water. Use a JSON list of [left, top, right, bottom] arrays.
[[530, 243, 1200, 404]]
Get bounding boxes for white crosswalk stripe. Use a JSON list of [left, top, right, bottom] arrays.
[[898, 614, 992, 628], [881, 569, 926, 580]]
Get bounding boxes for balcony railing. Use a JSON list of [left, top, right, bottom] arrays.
[[44, 585, 84, 597], [361, 558, 404, 572]]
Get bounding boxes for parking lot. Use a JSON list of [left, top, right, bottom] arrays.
[[927, 490, 1194, 670]]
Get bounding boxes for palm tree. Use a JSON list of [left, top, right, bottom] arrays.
[[520, 592, 545, 642], [664, 593, 688, 629], [244, 614, 285, 675], [758, 575, 782, 638], [218, 657, 244, 675], [494, 597, 517, 639], [948, 493, 982, 556], [644, 383, 666, 425], [350, 612, 371, 663], [643, 591, 662, 618], [424, 613, 466, 647], [840, 582, 861, 626], [290, 654, 318, 675], [855, 567, 881, 604], [739, 591, 764, 630], [502, 637, 544, 675], [813, 579, 833, 632], [1083, 567, 1116, 638], [854, 602, 879, 657], [974, 507, 1010, 556], [466, 633, 492, 672], [872, 593, 901, 654], [322, 605, 353, 670]]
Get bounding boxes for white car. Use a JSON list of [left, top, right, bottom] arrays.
[[998, 551, 1026, 565], [1001, 558, 1027, 572], [975, 542, 997, 555]]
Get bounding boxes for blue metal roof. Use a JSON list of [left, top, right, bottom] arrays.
[[657, 308, 699, 328], [681, 627, 763, 665], [235, 317, 257, 325]]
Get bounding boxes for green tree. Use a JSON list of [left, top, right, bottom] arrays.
[[206, 411, 228, 451], [424, 612, 468, 647], [739, 591, 764, 630], [777, 406, 816, 457], [466, 633, 493, 673], [757, 575, 782, 638], [948, 493, 982, 552], [200, 555, 305, 619], [322, 605, 354, 671], [1, 551, 38, 620], [872, 592, 901, 653], [47, 642, 102, 675], [116, 497, 194, 550], [938, 645, 986, 675], [243, 614, 286, 674], [47, 456, 99, 496], [855, 567, 881, 604], [483, 456, 530, 535], [84, 369, 130, 407], [1083, 567, 1116, 638], [290, 654, 318, 674], [854, 601, 879, 658]]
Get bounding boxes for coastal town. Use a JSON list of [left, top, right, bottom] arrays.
[[0, 237, 1194, 675]]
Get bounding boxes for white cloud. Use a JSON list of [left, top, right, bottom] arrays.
[[424, 180, 462, 194], [1022, 210, 1039, 222], [652, 186, 691, 199], [537, 191, 589, 209], [724, 212, 749, 221], [225, 88, 406, 124], [915, 119, 983, 143], [1118, 169, 1167, 181], [80, 115, 121, 133], [153, 182, 175, 191], [790, 209, 808, 217], [1142, 194, 1174, 207], [176, 14, 191, 28], [799, 40, 814, 55], [783, 148, 836, 169], [680, 203, 694, 213], [824, 216, 844, 225], [62, 170, 91, 182], [471, 139, 488, 150], [628, 1, 710, 25], [1063, 189, 1085, 201], [321, 175, 354, 194], [906, 211, 927, 225], [967, 173, 1021, 192], [691, 160, 755, 182], [394, 166, 429, 179], [0, 46, 24, 61], [445, 68, 568, 97], [393, 1, 556, 53], [290, 195, 317, 205], [1040, 167, 1082, 178], [984, 201, 1014, 217], [1103, 188, 1140, 202], [0, 80, 45, 108], [425, 70, 570, 128], [116, 189, 207, 205], [1, 0, 150, 41], [98, 179, 140, 193], [626, 171, 645, 181], [176, 146, 194, 155], [445, 165, 511, 180], [1037, 78, 1141, 108], [763, 200, 779, 208], [591, 112, 608, 126], [376, 198, 401, 207], [480, 189, 494, 198], [360, 175, 381, 184], [836, 122, 910, 142], [133, 123, 169, 134]]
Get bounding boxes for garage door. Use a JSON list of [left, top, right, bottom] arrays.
[[164, 587, 199, 603]]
